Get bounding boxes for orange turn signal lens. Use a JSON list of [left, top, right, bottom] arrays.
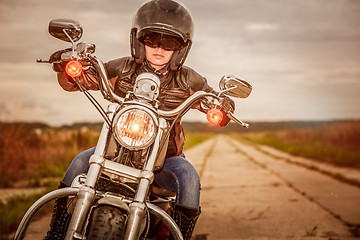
[[65, 60, 82, 78], [206, 108, 223, 125]]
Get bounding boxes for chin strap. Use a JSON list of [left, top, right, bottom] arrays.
[[144, 59, 170, 76]]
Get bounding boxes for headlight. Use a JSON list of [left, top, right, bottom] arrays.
[[113, 107, 157, 150]]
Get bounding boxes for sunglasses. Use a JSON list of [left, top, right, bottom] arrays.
[[141, 32, 186, 51]]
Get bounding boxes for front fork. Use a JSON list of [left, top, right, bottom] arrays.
[[123, 118, 165, 240], [65, 105, 117, 240]]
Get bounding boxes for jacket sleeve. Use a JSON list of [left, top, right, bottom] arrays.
[[57, 72, 79, 91], [57, 64, 100, 92], [57, 57, 132, 92]]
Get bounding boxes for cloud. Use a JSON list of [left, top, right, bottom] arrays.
[[1, 0, 360, 124], [0, 63, 52, 82], [245, 23, 280, 32], [0, 101, 57, 121]]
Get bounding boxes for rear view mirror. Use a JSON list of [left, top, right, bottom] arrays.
[[49, 19, 83, 43], [219, 74, 252, 98]]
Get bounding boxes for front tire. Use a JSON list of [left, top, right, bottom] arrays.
[[86, 205, 127, 240]]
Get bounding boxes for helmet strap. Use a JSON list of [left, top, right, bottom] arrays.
[[144, 59, 170, 76], [131, 29, 145, 64], [169, 41, 192, 71]]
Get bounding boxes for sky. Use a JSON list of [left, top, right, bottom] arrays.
[[0, 0, 359, 125]]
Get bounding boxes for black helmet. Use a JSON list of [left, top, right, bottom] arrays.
[[131, 0, 194, 71]]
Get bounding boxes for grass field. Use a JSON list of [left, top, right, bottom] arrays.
[[0, 186, 57, 239], [183, 131, 214, 150], [0, 123, 100, 238], [232, 120, 360, 169], [0, 123, 99, 188]]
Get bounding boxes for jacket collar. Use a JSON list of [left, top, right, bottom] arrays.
[[144, 59, 170, 76]]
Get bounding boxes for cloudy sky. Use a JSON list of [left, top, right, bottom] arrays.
[[0, 0, 359, 125]]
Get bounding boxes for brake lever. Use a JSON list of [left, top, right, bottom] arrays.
[[227, 112, 249, 128], [36, 58, 50, 63]]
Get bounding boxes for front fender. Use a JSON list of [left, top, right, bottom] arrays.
[[96, 196, 130, 213], [14, 187, 79, 240], [147, 203, 183, 240]]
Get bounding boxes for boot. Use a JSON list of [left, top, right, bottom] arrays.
[[171, 205, 201, 240], [43, 181, 71, 240]]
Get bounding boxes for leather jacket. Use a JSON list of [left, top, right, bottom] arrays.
[[58, 56, 217, 158], [107, 57, 217, 157]]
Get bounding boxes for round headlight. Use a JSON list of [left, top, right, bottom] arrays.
[[113, 107, 157, 150]]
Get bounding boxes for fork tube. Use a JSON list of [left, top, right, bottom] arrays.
[[65, 105, 116, 240], [143, 118, 166, 172], [124, 119, 165, 240], [64, 185, 96, 240]]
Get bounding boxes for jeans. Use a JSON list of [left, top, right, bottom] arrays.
[[63, 147, 201, 210]]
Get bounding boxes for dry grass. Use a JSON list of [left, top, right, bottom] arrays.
[[0, 123, 99, 188], [183, 131, 214, 150], [233, 120, 360, 168], [0, 123, 99, 237]]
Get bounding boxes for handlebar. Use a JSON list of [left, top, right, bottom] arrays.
[[47, 50, 249, 128], [157, 91, 215, 117], [158, 91, 249, 128], [88, 56, 125, 104], [90, 56, 249, 128]]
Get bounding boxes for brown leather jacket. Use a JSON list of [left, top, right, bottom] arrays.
[[58, 57, 217, 157]]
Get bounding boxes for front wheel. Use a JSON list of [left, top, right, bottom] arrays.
[[86, 205, 127, 240]]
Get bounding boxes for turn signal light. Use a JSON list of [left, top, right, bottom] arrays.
[[206, 108, 223, 124], [66, 60, 82, 78]]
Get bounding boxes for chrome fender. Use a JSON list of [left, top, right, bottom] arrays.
[[96, 196, 130, 213], [147, 203, 183, 240]]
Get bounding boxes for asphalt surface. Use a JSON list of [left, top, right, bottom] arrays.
[[185, 135, 360, 240]]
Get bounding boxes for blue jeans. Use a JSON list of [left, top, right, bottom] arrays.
[[63, 147, 201, 210]]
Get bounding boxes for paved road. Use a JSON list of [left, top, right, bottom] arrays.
[[13, 135, 360, 240], [184, 135, 360, 240]]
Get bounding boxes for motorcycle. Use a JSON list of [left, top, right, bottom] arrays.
[[15, 19, 252, 240]]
